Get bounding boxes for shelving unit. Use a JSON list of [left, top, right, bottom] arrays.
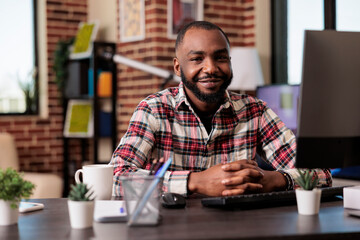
[[62, 42, 117, 196]]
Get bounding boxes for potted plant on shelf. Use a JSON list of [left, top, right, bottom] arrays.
[[53, 38, 74, 100], [68, 183, 95, 229], [0, 168, 35, 226], [295, 169, 321, 215]]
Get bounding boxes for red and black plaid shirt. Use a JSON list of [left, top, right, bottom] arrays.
[[111, 83, 332, 196]]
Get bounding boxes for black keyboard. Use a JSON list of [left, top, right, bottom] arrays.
[[201, 186, 345, 209]]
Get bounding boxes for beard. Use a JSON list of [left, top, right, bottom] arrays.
[[180, 70, 232, 103]]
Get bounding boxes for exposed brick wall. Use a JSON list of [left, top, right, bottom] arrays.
[[116, 0, 256, 139], [46, 0, 90, 173], [0, 0, 88, 176], [0, 0, 256, 185]]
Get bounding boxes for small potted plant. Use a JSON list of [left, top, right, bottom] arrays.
[[0, 168, 35, 225], [68, 183, 95, 229], [295, 169, 321, 215]]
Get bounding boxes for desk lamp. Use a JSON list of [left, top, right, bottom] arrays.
[[227, 47, 264, 93], [111, 54, 180, 87]]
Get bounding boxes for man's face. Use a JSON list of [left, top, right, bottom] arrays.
[[174, 28, 233, 104]]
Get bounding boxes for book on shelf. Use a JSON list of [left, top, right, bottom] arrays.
[[70, 21, 99, 60], [64, 99, 94, 138]]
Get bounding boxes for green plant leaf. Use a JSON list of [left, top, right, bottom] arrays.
[[53, 38, 75, 98], [0, 168, 35, 209], [295, 169, 319, 190], [68, 183, 94, 201]]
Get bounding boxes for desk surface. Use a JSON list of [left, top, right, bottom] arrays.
[[1, 198, 360, 240]]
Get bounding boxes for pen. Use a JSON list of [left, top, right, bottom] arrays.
[[154, 157, 170, 177], [128, 157, 172, 226], [151, 158, 164, 175], [149, 159, 157, 175]]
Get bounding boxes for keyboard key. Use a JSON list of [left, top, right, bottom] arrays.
[[201, 186, 345, 209]]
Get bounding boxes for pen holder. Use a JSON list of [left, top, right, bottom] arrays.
[[120, 175, 163, 226]]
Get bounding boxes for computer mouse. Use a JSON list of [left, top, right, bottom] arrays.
[[161, 192, 186, 209]]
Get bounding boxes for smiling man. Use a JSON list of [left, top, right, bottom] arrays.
[[111, 21, 332, 197]]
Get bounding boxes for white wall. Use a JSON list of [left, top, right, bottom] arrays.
[[255, 0, 271, 85], [88, 0, 117, 42]]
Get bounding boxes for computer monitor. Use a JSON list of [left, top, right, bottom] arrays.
[[256, 84, 300, 134], [295, 30, 360, 169]]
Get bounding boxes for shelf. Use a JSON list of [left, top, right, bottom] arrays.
[[62, 42, 117, 196]]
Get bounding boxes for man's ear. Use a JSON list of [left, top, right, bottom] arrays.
[[173, 57, 181, 77]]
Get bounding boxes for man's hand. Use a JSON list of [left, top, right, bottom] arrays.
[[188, 160, 264, 197], [257, 170, 287, 193], [221, 161, 288, 195]]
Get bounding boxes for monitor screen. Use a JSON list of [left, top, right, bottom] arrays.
[[295, 30, 360, 169], [256, 84, 299, 134]]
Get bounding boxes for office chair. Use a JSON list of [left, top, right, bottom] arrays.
[[0, 132, 63, 198]]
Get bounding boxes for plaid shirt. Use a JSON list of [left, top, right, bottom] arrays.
[[111, 83, 332, 196]]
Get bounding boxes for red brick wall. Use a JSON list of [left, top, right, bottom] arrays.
[[0, 0, 88, 175], [116, 0, 256, 138], [0, 0, 256, 179]]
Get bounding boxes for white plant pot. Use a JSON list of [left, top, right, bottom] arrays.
[[0, 200, 19, 226], [68, 200, 94, 229], [295, 188, 322, 215]]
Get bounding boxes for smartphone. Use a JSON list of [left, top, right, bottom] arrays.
[[19, 202, 44, 213]]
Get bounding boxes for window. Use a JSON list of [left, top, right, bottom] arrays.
[[336, 0, 360, 31], [0, 0, 38, 114], [272, 0, 360, 84], [287, 0, 323, 84]]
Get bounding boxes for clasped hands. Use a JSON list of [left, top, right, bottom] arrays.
[[187, 159, 286, 197]]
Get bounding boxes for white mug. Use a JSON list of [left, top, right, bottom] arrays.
[[74, 164, 113, 200]]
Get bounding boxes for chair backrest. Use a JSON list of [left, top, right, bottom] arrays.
[[0, 132, 19, 170]]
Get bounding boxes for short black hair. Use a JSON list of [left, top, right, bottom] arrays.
[[175, 21, 230, 52]]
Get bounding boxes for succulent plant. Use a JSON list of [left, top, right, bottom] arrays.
[[68, 183, 95, 201], [295, 169, 319, 190]]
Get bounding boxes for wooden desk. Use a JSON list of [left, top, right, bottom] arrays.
[[1, 198, 360, 240]]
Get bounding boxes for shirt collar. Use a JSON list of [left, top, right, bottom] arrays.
[[174, 82, 190, 111]]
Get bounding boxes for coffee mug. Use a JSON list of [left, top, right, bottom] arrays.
[[75, 164, 113, 200]]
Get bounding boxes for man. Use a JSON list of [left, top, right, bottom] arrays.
[[111, 21, 332, 197]]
